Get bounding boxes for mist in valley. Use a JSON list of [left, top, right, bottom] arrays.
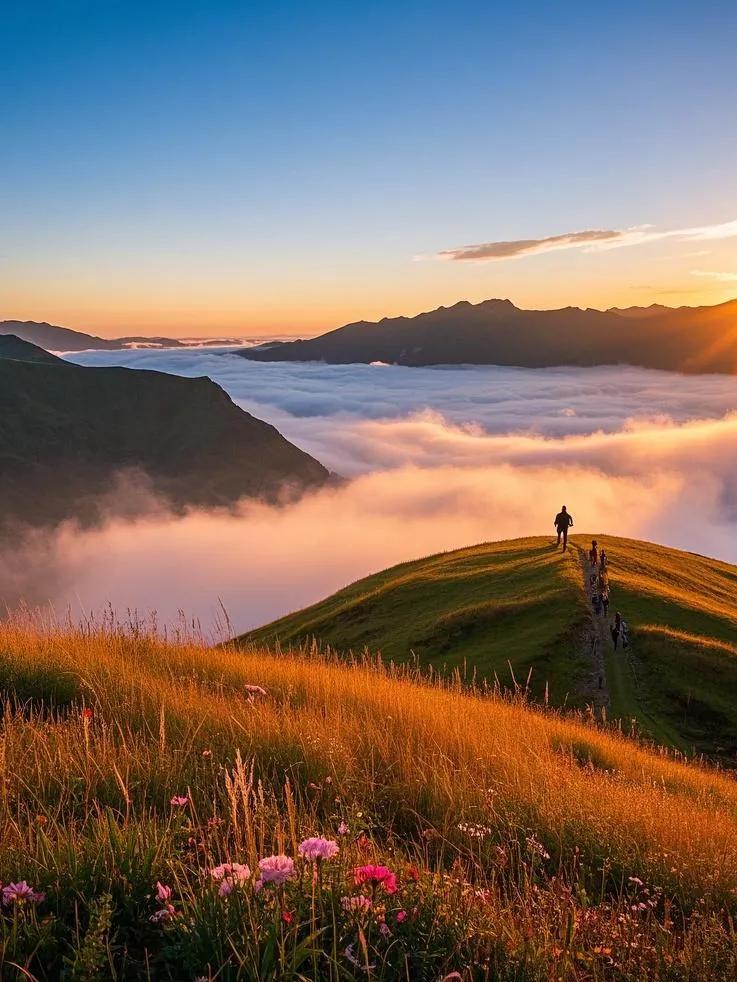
[[4, 350, 737, 635]]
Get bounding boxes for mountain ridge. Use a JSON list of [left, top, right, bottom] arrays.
[[240, 296, 737, 372], [0, 336, 330, 528], [241, 534, 737, 759]]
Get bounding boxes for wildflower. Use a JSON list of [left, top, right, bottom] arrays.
[[341, 895, 372, 913], [354, 865, 397, 894], [155, 882, 172, 903], [210, 862, 251, 883], [404, 865, 419, 883], [2, 881, 44, 905], [379, 920, 391, 938], [170, 795, 189, 807], [210, 862, 250, 897], [35, 815, 47, 826], [258, 855, 296, 886], [202, 749, 212, 758], [298, 837, 339, 862], [396, 909, 407, 923], [82, 708, 94, 721], [337, 820, 350, 836], [628, 876, 644, 886], [282, 910, 294, 924], [149, 904, 175, 923]]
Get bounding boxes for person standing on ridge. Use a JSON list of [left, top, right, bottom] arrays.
[[554, 506, 574, 551]]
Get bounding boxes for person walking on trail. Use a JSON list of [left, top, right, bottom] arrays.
[[611, 611, 628, 650], [589, 539, 599, 566], [554, 506, 574, 551]]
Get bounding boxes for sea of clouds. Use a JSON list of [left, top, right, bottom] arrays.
[[8, 348, 737, 634]]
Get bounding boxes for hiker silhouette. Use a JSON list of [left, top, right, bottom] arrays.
[[554, 506, 574, 551]]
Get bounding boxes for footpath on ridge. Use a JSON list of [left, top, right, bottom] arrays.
[[574, 545, 611, 713]]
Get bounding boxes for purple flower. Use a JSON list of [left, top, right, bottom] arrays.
[[2, 881, 44, 905], [298, 837, 339, 862], [170, 795, 189, 807], [258, 854, 296, 886]]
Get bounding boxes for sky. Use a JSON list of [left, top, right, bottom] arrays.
[[2, 0, 737, 336]]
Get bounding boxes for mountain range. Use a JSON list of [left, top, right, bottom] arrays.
[[241, 296, 737, 372], [0, 335, 329, 528], [0, 320, 245, 352]]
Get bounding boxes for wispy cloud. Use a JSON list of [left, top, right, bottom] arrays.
[[691, 269, 737, 283], [435, 218, 737, 263]]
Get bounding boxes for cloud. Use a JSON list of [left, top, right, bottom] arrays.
[[691, 269, 737, 283], [2, 348, 737, 635], [435, 218, 737, 263]]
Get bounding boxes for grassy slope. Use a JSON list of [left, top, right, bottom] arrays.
[[2, 620, 737, 976], [0, 352, 329, 527], [577, 534, 737, 756], [244, 535, 737, 758], [245, 537, 590, 705]]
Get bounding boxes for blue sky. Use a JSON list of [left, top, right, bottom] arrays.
[[2, 0, 736, 335]]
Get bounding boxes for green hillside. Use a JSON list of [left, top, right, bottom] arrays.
[[0, 337, 329, 528], [242, 534, 737, 759]]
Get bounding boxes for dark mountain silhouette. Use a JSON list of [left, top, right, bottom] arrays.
[[241, 297, 737, 372], [0, 320, 185, 352], [0, 337, 329, 528], [0, 334, 66, 365]]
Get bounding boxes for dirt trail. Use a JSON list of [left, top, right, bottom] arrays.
[[575, 547, 611, 712]]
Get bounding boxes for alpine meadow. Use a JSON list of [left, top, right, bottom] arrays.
[[2, 1, 737, 979]]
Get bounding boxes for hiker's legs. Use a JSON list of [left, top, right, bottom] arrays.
[[562, 527, 568, 551], [556, 530, 562, 546]]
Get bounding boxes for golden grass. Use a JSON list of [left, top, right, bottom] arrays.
[[2, 615, 737, 914]]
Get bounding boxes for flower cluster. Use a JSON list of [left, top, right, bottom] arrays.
[[298, 837, 340, 862]]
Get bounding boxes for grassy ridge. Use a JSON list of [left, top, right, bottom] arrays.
[[243, 535, 737, 760], [584, 535, 737, 757], [1, 618, 737, 976], [244, 537, 590, 704]]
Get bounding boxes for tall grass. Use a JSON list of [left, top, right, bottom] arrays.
[[0, 615, 736, 979]]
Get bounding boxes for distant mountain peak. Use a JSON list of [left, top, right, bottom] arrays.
[[241, 295, 737, 372]]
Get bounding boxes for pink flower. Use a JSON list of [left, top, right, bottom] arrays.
[[170, 795, 189, 807], [149, 904, 175, 923], [258, 854, 296, 886], [298, 837, 339, 862], [155, 882, 172, 903], [337, 821, 349, 836], [210, 862, 251, 883], [210, 862, 251, 897], [354, 864, 397, 894], [396, 909, 407, 923], [2, 881, 44, 905]]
